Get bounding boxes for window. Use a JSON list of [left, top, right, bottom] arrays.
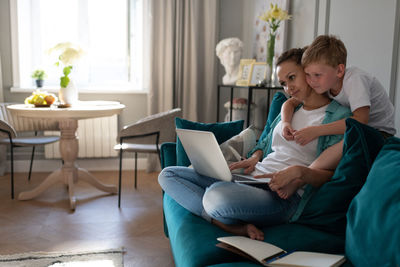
[[11, 0, 147, 92]]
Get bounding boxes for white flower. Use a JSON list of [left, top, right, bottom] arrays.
[[48, 42, 84, 66]]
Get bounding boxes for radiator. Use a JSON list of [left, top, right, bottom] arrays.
[[44, 115, 119, 159]]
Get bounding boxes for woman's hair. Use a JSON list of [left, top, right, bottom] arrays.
[[276, 47, 306, 67]]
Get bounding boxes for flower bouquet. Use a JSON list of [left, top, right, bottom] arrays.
[[259, 3, 291, 83], [48, 42, 84, 105]]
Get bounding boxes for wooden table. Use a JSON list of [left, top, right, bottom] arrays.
[[7, 101, 125, 210]]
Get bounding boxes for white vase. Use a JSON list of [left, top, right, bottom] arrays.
[[59, 80, 78, 105]]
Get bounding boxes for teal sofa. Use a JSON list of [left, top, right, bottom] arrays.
[[160, 93, 400, 267]]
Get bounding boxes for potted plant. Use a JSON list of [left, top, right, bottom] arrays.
[[31, 69, 47, 88], [48, 42, 84, 105]]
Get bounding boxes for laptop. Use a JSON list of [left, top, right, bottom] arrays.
[[176, 128, 270, 184]]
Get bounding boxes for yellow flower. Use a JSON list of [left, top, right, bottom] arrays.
[[270, 4, 281, 19], [258, 3, 291, 68], [259, 12, 272, 22], [259, 3, 291, 29]]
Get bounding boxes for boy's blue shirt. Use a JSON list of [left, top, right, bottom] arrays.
[[248, 100, 352, 159]]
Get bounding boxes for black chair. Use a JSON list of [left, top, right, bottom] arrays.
[[0, 119, 60, 199], [114, 108, 182, 207]]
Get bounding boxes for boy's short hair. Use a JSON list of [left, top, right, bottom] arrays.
[[277, 47, 306, 67], [301, 35, 347, 67]]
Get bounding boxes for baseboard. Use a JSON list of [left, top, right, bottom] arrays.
[[1, 158, 148, 173]]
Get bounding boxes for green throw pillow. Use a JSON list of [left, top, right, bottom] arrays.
[[175, 118, 244, 166], [294, 119, 385, 236], [346, 137, 400, 266]]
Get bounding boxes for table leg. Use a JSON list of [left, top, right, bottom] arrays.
[[247, 88, 253, 128], [67, 171, 76, 210], [78, 168, 118, 193], [229, 87, 234, 121], [18, 169, 62, 200], [216, 85, 220, 122], [18, 118, 117, 210]]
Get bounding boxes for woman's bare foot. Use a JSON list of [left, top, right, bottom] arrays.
[[276, 178, 304, 199], [212, 219, 264, 240]]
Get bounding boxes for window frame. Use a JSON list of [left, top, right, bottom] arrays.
[[9, 0, 147, 95]]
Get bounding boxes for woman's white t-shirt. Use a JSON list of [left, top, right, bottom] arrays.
[[253, 104, 328, 175]]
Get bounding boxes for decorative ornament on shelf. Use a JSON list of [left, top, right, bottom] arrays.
[[258, 3, 291, 86], [216, 38, 244, 85], [48, 42, 84, 106], [224, 98, 256, 126]]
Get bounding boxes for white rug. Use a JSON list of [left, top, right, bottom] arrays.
[[0, 248, 124, 267]]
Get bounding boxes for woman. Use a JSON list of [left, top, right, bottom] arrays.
[[158, 48, 351, 240]]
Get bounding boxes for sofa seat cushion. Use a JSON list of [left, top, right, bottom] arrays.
[[294, 119, 384, 236], [163, 193, 244, 267], [345, 137, 400, 266], [164, 193, 345, 267], [175, 118, 244, 166]]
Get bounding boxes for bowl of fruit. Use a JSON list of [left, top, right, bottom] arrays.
[[24, 90, 57, 107]]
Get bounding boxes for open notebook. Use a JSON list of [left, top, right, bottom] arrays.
[[217, 236, 346, 267]]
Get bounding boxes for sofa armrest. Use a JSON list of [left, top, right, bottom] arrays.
[[160, 142, 177, 169]]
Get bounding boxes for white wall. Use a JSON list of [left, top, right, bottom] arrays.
[[327, 0, 396, 95], [237, 0, 400, 136], [318, 0, 400, 136]]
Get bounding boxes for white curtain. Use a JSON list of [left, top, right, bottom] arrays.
[[148, 0, 220, 123], [145, 0, 219, 172]]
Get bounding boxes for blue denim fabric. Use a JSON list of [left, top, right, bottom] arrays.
[[158, 166, 301, 227], [158, 166, 219, 219], [203, 181, 300, 227]]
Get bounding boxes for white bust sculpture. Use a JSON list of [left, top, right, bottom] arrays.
[[216, 38, 243, 85]]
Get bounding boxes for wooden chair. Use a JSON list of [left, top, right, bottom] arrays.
[[114, 108, 182, 207]]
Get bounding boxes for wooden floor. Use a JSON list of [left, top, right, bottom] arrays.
[[0, 170, 175, 266]]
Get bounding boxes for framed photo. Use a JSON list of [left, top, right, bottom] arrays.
[[249, 62, 267, 86], [236, 59, 256, 86]]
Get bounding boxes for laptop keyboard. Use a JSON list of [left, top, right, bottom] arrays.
[[232, 173, 271, 183]]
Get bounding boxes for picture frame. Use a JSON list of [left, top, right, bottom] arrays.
[[249, 62, 267, 86], [236, 59, 256, 86]]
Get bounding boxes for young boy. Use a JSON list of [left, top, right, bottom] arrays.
[[280, 35, 395, 170]]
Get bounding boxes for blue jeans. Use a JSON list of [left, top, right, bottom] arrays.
[[158, 166, 301, 227]]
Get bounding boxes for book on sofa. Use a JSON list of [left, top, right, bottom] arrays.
[[217, 236, 346, 267]]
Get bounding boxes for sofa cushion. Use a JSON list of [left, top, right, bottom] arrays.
[[220, 126, 257, 165], [164, 193, 345, 267], [345, 137, 400, 266], [294, 119, 385, 235], [175, 118, 244, 166], [160, 142, 177, 169], [163, 193, 244, 266]]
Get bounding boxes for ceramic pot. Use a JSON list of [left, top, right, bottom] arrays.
[[35, 80, 44, 88], [59, 80, 78, 105]]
